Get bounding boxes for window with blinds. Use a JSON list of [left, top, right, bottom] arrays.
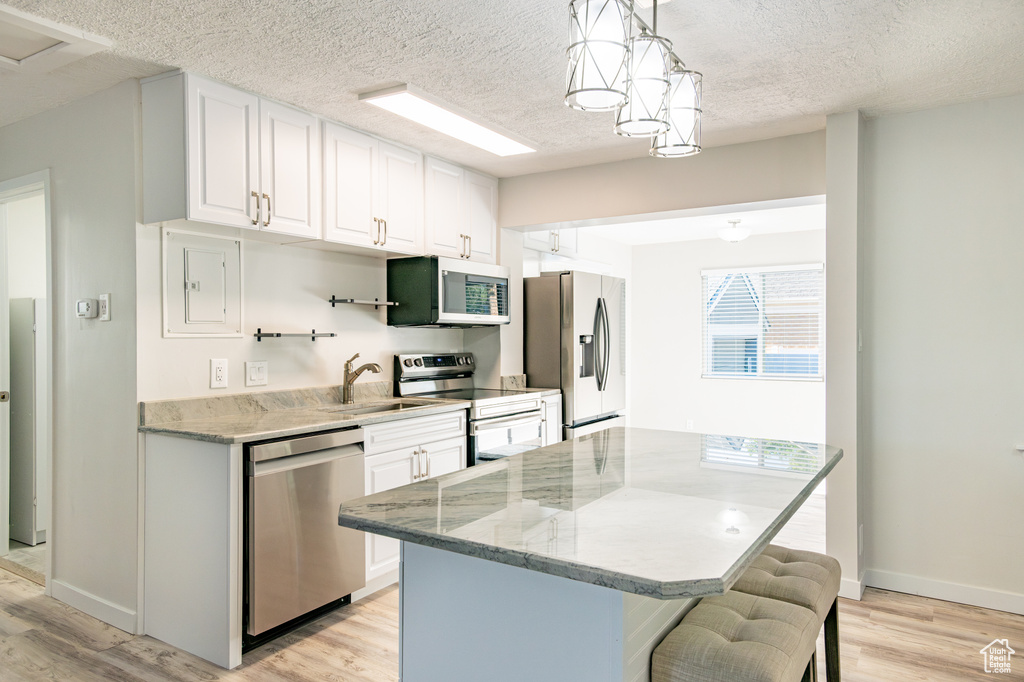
[[701, 264, 823, 379]]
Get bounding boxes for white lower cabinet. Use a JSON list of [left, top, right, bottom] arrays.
[[362, 412, 468, 584], [541, 394, 563, 446]]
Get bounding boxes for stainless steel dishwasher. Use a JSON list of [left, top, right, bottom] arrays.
[[245, 427, 365, 643]]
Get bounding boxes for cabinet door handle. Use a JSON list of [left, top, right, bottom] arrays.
[[554, 231, 560, 252], [262, 193, 271, 226], [423, 448, 429, 479], [459, 234, 465, 258], [381, 219, 387, 245], [251, 190, 260, 225], [412, 449, 421, 480], [373, 218, 380, 244]]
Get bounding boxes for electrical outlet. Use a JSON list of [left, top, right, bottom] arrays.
[[685, 420, 694, 431], [98, 293, 111, 321], [210, 358, 228, 389], [245, 361, 268, 387]]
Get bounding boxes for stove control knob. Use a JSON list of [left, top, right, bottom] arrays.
[[413, 358, 424, 367], [403, 358, 414, 367], [457, 357, 465, 365]]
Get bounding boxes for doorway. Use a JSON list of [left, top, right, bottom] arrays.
[[0, 171, 52, 586]]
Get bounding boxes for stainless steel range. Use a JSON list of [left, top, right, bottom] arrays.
[[395, 353, 544, 466]]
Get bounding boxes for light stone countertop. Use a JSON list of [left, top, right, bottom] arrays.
[[139, 390, 470, 444], [337, 427, 842, 599]]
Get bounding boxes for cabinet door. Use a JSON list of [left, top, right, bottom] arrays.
[[424, 157, 465, 259], [365, 447, 418, 581], [186, 75, 259, 228], [423, 436, 466, 479], [464, 170, 498, 264], [554, 228, 578, 258], [323, 122, 378, 247], [522, 229, 552, 252], [377, 141, 424, 255], [259, 101, 320, 239], [541, 396, 563, 446]]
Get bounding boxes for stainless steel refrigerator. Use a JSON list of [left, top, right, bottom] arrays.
[[524, 272, 626, 439]]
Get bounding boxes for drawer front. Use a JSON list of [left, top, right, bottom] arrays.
[[363, 409, 467, 455], [473, 396, 542, 420]]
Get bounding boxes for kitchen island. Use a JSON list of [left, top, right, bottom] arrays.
[[338, 426, 842, 682]]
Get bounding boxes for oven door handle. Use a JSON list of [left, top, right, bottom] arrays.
[[470, 411, 543, 435]]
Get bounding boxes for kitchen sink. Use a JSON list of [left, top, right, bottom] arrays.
[[322, 401, 434, 415]]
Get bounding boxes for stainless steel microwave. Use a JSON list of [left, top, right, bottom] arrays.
[[387, 256, 511, 327]]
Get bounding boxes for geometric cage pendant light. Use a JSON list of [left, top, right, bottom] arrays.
[[565, 0, 633, 112], [565, 0, 703, 157]]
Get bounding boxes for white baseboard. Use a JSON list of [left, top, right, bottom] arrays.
[[351, 569, 399, 603], [864, 569, 1024, 616], [839, 575, 865, 601], [50, 578, 138, 633]]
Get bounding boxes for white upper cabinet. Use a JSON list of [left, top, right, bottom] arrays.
[[142, 72, 320, 240], [523, 227, 577, 258], [424, 157, 465, 259], [464, 170, 498, 264], [258, 100, 320, 239], [323, 123, 423, 255], [424, 157, 498, 264], [186, 78, 259, 228]]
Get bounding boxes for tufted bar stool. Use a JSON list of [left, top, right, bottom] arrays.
[[731, 545, 842, 682], [652, 590, 820, 682]]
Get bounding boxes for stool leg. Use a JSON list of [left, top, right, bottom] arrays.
[[802, 655, 814, 682], [824, 598, 841, 682]]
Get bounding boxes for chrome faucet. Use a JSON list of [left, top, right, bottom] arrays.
[[343, 353, 383, 404]]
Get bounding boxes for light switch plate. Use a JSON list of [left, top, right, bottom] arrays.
[[210, 358, 228, 389], [98, 293, 111, 321], [245, 361, 268, 387]]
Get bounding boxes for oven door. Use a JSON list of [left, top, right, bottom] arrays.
[[469, 411, 544, 465]]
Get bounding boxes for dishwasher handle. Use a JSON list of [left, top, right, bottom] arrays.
[[250, 443, 363, 477], [249, 427, 364, 463]]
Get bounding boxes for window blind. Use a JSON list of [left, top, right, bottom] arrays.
[[702, 434, 823, 474], [701, 265, 823, 379]]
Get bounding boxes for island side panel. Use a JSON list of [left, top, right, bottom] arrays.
[[400, 542, 624, 682], [143, 434, 242, 668], [622, 592, 696, 682]]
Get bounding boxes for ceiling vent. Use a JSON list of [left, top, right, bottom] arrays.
[[0, 4, 110, 73]]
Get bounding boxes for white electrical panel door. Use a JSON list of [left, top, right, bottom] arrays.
[[164, 229, 243, 337], [186, 75, 259, 228], [259, 101, 320, 239], [184, 248, 226, 324]]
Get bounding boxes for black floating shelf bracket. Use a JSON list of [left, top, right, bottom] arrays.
[[254, 328, 337, 342], [329, 296, 399, 310]]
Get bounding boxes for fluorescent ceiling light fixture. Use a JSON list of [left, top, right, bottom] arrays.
[[360, 85, 535, 157], [718, 219, 751, 243]]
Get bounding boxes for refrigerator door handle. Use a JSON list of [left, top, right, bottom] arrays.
[[593, 300, 605, 391], [599, 297, 611, 390]]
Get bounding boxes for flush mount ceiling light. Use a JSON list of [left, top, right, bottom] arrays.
[[0, 4, 111, 73], [360, 85, 535, 157], [565, 0, 702, 157], [718, 219, 750, 243]]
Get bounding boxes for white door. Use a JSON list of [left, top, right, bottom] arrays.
[[186, 75, 260, 228], [259, 100, 319, 239], [541, 396, 563, 446], [8, 299, 37, 545], [0, 202, 9, 557], [423, 437, 466, 479], [464, 170, 498, 264], [424, 157, 465, 258], [322, 122, 378, 247], [364, 447, 417, 581], [377, 141, 423, 255]]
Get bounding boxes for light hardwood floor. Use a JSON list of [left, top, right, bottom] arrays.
[[0, 565, 1021, 681], [0, 542, 46, 587]]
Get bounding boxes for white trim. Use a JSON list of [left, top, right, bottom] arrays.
[[839, 575, 865, 601], [50, 578, 137, 633], [702, 262, 824, 277], [864, 569, 1024, 616]]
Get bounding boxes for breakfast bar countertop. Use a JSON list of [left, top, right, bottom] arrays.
[[338, 426, 842, 600]]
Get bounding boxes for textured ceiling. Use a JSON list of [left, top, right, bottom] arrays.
[[2, 0, 1024, 177]]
